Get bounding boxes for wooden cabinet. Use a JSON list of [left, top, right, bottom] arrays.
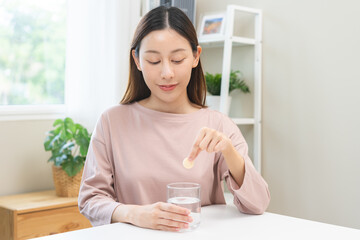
[[0, 190, 91, 240]]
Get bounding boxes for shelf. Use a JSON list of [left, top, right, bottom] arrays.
[[231, 118, 255, 125], [200, 4, 262, 172], [199, 36, 256, 48]]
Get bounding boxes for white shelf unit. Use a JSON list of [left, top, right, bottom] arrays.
[[199, 5, 263, 172]]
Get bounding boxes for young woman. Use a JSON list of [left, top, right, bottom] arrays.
[[78, 6, 270, 232]]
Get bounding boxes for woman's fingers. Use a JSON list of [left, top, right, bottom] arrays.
[[131, 202, 192, 231], [198, 130, 214, 151], [195, 127, 224, 152], [214, 139, 227, 152], [207, 135, 222, 152], [188, 146, 201, 162], [159, 202, 190, 215], [188, 127, 207, 161], [188, 127, 214, 161], [157, 218, 189, 229], [157, 203, 192, 230], [158, 210, 193, 223], [187, 127, 231, 164]]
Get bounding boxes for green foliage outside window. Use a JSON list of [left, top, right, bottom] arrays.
[[0, 0, 67, 105]]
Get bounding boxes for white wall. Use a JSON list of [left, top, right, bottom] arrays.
[[0, 120, 55, 196], [197, 0, 360, 230]]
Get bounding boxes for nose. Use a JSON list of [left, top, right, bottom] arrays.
[[160, 61, 174, 79]]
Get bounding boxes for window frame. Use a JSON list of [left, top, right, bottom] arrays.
[[0, 104, 66, 121]]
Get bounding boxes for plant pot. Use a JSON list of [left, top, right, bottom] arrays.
[[206, 95, 232, 115], [52, 165, 83, 197]]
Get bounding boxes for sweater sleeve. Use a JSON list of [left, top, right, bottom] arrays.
[[78, 114, 121, 226], [219, 116, 270, 214]]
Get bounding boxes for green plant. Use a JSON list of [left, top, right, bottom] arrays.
[[205, 70, 250, 96], [44, 117, 91, 177]]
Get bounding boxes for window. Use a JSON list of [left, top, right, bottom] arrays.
[[0, 0, 67, 107]]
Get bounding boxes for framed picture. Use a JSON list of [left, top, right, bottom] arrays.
[[198, 13, 226, 40]]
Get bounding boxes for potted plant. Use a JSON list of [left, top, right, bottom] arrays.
[[44, 117, 91, 197], [205, 70, 250, 114]]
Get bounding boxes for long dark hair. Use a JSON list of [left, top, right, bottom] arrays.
[[121, 6, 206, 107]]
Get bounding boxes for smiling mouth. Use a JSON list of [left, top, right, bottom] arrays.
[[158, 84, 178, 91]]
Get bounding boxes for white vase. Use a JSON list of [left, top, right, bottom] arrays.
[[206, 95, 232, 115]]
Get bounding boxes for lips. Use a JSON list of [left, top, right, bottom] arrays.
[[158, 84, 178, 91]]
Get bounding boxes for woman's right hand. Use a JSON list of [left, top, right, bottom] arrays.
[[112, 202, 193, 232]]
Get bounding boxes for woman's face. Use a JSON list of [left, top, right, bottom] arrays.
[[132, 28, 201, 108]]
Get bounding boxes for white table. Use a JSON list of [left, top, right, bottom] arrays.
[[32, 203, 360, 240]]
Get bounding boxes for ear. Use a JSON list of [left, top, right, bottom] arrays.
[[192, 45, 202, 68], [132, 49, 142, 71]]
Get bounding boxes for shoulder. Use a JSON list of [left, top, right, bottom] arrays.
[[92, 104, 136, 138], [94, 103, 135, 129], [100, 103, 134, 119], [202, 107, 236, 125]]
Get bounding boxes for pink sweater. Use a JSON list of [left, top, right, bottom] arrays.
[[78, 103, 270, 226]]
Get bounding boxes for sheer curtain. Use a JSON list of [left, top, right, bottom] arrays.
[[65, 0, 141, 130]]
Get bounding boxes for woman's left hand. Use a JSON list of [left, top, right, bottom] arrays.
[[187, 127, 232, 162]]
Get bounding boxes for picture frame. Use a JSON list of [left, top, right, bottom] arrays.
[[198, 12, 226, 41]]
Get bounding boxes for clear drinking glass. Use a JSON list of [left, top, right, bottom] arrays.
[[167, 182, 201, 231]]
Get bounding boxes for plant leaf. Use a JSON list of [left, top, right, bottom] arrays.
[[75, 129, 90, 156], [65, 117, 76, 133], [53, 119, 63, 127], [74, 155, 86, 165], [45, 117, 90, 177], [62, 160, 83, 177], [55, 153, 68, 166], [59, 141, 75, 153], [44, 134, 61, 151], [205, 70, 250, 95]]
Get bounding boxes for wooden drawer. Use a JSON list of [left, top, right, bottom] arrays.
[[0, 190, 92, 240], [17, 206, 91, 240]]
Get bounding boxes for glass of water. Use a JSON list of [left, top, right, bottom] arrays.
[[167, 182, 201, 231]]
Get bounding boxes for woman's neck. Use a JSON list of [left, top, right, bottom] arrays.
[[138, 96, 200, 114]]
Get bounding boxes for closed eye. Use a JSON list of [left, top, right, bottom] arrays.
[[172, 59, 185, 64], [147, 60, 160, 65]]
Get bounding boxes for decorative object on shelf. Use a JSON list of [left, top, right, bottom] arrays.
[[205, 70, 250, 114], [206, 70, 249, 96], [198, 12, 226, 41], [44, 117, 91, 197]]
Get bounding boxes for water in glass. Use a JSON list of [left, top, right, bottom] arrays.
[[167, 196, 201, 230]]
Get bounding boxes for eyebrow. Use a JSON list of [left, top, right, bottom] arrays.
[[144, 48, 186, 54]]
